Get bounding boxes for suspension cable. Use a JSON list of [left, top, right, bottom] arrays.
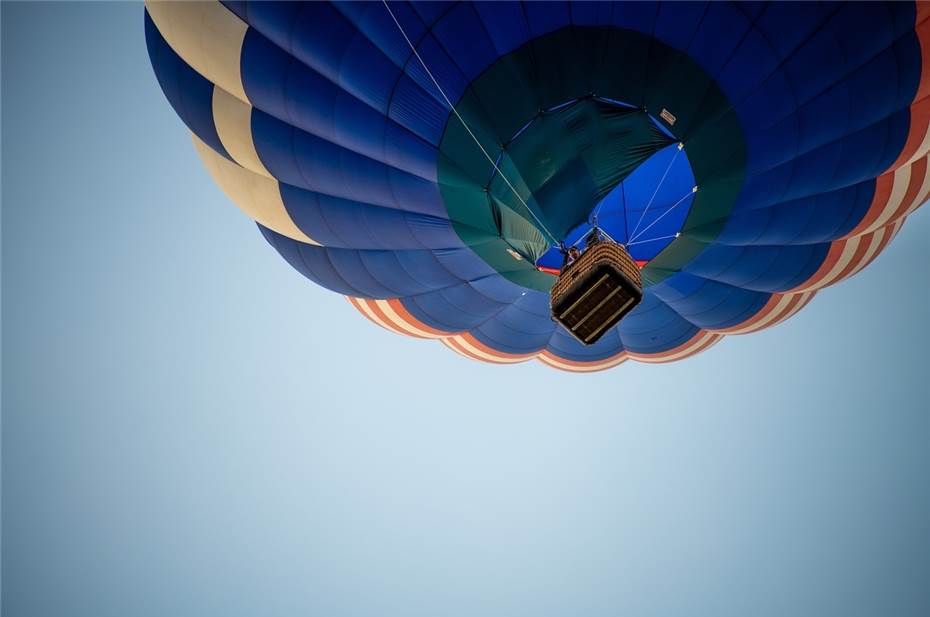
[[382, 0, 560, 246], [626, 232, 681, 247], [629, 186, 697, 244], [589, 181, 612, 227], [628, 142, 683, 239]]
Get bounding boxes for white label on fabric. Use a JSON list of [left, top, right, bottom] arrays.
[[506, 248, 524, 261]]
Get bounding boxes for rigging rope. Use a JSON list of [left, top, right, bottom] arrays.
[[382, 0, 560, 247], [628, 142, 683, 239], [626, 232, 681, 247], [628, 186, 697, 244]]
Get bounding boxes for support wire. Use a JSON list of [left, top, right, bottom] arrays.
[[382, 1, 560, 246], [628, 186, 697, 244], [628, 142, 683, 239]]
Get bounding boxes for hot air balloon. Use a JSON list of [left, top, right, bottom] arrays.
[[145, 1, 929, 372]]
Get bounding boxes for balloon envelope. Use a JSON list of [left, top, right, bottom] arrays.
[[145, 1, 929, 371]]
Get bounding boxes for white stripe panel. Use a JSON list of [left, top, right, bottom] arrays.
[[844, 219, 904, 281], [723, 294, 795, 335], [902, 172, 930, 218], [145, 0, 249, 103], [768, 292, 814, 327], [447, 336, 531, 364], [811, 236, 862, 289], [439, 338, 465, 351], [632, 331, 720, 363], [538, 354, 628, 372], [351, 298, 404, 335], [840, 228, 887, 281], [867, 164, 913, 233], [905, 116, 930, 167], [439, 338, 485, 362], [888, 218, 906, 241], [374, 300, 450, 340]]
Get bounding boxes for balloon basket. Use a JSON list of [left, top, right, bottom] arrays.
[[550, 241, 643, 345]]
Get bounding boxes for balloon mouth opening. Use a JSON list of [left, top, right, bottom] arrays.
[[534, 138, 696, 273], [478, 96, 695, 273]]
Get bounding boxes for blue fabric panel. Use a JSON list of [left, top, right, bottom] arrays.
[[688, 245, 785, 291], [387, 73, 450, 146], [332, 2, 427, 72], [620, 291, 688, 334], [322, 248, 420, 298], [686, 2, 755, 80], [239, 28, 440, 176], [471, 328, 554, 356], [250, 109, 446, 218], [653, 2, 708, 52], [619, 307, 695, 354], [260, 226, 485, 299], [714, 28, 783, 106], [569, 1, 615, 27], [144, 11, 229, 160], [734, 111, 909, 212], [683, 243, 829, 292], [352, 250, 461, 297], [405, 32, 470, 106], [735, 2, 767, 21], [717, 181, 874, 245], [401, 282, 513, 332], [843, 37, 922, 131], [522, 1, 570, 38], [237, 2, 401, 115], [755, 37, 921, 161], [409, 1, 456, 27], [430, 3, 500, 85], [260, 226, 365, 296], [894, 35, 925, 102], [650, 273, 771, 330], [509, 290, 552, 319], [466, 294, 556, 355], [546, 326, 626, 362], [781, 112, 909, 202], [891, 0, 919, 37], [754, 2, 839, 60], [727, 3, 918, 182], [455, 275, 519, 305], [278, 183, 461, 250], [430, 247, 500, 282], [738, 69, 798, 166], [610, 2, 660, 34], [618, 296, 702, 354], [472, 1, 533, 56], [788, 4, 897, 103], [396, 294, 460, 333], [433, 279, 521, 319], [393, 250, 469, 289], [330, 5, 470, 136]]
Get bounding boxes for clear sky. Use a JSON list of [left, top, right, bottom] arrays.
[[3, 3, 929, 616]]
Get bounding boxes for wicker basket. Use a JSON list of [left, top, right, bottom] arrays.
[[550, 241, 643, 345]]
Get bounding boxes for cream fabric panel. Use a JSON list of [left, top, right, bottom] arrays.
[[192, 133, 319, 245], [212, 87, 272, 178], [145, 0, 248, 103]]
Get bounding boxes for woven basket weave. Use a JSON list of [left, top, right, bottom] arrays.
[[550, 242, 643, 345]]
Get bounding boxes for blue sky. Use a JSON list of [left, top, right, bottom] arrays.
[[3, 3, 929, 616]]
